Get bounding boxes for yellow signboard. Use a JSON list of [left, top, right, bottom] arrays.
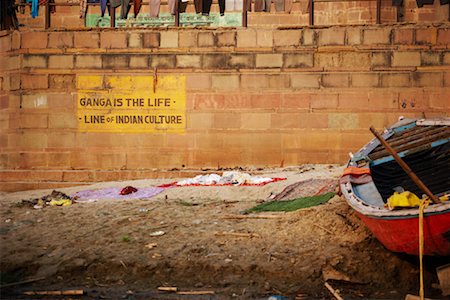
[[77, 75, 186, 133]]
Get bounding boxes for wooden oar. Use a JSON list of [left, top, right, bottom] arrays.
[[369, 126, 440, 204]]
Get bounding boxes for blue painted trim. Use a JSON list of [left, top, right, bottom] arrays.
[[392, 121, 416, 133], [370, 137, 450, 167]]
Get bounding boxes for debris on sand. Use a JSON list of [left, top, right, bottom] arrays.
[[19, 190, 72, 209]]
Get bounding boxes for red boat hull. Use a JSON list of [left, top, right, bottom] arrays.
[[356, 211, 450, 256]]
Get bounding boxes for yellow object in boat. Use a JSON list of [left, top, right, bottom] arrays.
[[386, 191, 421, 210]]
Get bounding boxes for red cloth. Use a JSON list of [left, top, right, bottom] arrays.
[[120, 186, 138, 195], [134, 0, 142, 16]]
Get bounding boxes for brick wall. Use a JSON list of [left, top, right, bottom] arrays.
[[1, 24, 449, 191]]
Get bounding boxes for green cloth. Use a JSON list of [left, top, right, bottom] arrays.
[[244, 192, 336, 213]]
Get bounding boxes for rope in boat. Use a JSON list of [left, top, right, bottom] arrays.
[[418, 199, 430, 300]]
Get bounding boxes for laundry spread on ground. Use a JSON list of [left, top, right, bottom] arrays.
[[158, 171, 286, 187], [72, 186, 165, 202], [272, 178, 337, 201], [244, 192, 337, 213]]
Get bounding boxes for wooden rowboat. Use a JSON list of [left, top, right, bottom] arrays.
[[340, 118, 450, 256]]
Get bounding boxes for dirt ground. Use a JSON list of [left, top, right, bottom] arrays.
[[0, 165, 448, 299]]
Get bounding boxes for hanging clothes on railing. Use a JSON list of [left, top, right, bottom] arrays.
[[134, 0, 142, 16], [100, 0, 107, 16], [149, 0, 160, 17], [26, 0, 38, 18], [120, 0, 131, 18], [413, 0, 448, 7], [168, 0, 176, 15], [202, 0, 225, 15], [194, 0, 202, 13]]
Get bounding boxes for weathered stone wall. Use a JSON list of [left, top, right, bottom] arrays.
[[1, 24, 449, 191]]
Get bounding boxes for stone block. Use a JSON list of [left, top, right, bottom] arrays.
[[198, 32, 215, 47], [188, 113, 213, 129], [74, 32, 99, 48], [216, 31, 236, 47], [241, 74, 269, 89], [129, 55, 149, 68], [392, 52, 421, 67], [268, 74, 290, 89], [160, 31, 179, 48], [283, 53, 313, 68], [341, 52, 370, 69], [318, 27, 345, 46], [338, 92, 369, 109], [394, 28, 413, 44], [380, 73, 410, 87], [310, 93, 338, 109], [0, 35, 11, 52], [290, 74, 320, 89], [273, 30, 301, 47], [421, 52, 440, 66], [255, 53, 282, 68], [315, 52, 340, 68], [368, 91, 399, 109], [49, 74, 76, 89], [48, 32, 74, 48], [237, 29, 257, 48], [351, 73, 379, 87], [47, 93, 74, 109], [415, 27, 437, 45], [21, 74, 48, 90], [202, 51, 231, 68], [100, 31, 127, 49], [21, 31, 48, 49], [256, 30, 273, 47], [23, 55, 47, 68], [19, 132, 48, 148], [75, 55, 102, 68], [21, 94, 48, 109], [11, 31, 20, 50], [437, 28, 450, 45], [428, 91, 450, 109], [143, 32, 160, 48], [150, 54, 176, 68], [102, 55, 129, 68], [444, 52, 450, 65], [302, 29, 316, 46], [229, 54, 255, 69], [213, 112, 242, 129], [176, 55, 201, 68], [413, 72, 443, 87], [241, 113, 271, 129], [346, 27, 362, 45], [363, 28, 391, 45], [211, 74, 239, 90], [128, 32, 143, 48], [322, 73, 350, 88], [48, 55, 74, 69], [371, 52, 390, 67], [48, 113, 77, 129], [328, 113, 358, 129], [178, 31, 197, 48], [17, 113, 48, 129], [186, 74, 212, 90]]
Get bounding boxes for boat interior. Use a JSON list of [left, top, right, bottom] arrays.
[[350, 120, 450, 209]]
